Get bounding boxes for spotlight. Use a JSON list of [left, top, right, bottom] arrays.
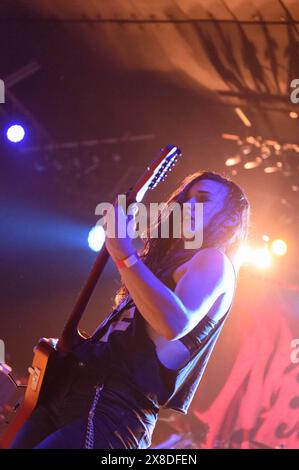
[[240, 144, 252, 155], [239, 244, 273, 269], [246, 136, 258, 145], [264, 166, 280, 174], [6, 124, 25, 143], [252, 247, 272, 269], [234, 107, 252, 127], [221, 133, 240, 141], [271, 239, 287, 257], [260, 145, 272, 160], [88, 225, 105, 252], [225, 155, 241, 167], [289, 111, 298, 119], [243, 156, 262, 170], [264, 156, 281, 173], [238, 244, 253, 266]]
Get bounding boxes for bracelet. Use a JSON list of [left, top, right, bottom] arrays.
[[115, 252, 139, 269]]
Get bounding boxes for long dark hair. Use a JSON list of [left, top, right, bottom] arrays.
[[114, 170, 250, 306]]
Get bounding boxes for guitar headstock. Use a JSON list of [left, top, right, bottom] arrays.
[[131, 144, 181, 203]]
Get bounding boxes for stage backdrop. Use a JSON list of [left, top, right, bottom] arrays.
[[192, 268, 299, 449]]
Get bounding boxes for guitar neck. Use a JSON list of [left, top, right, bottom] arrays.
[[57, 246, 110, 352], [57, 190, 136, 352]]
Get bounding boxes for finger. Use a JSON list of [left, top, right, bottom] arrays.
[[127, 203, 139, 220], [116, 203, 126, 220]]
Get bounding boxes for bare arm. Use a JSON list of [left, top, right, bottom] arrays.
[[104, 204, 231, 341], [116, 248, 230, 340]]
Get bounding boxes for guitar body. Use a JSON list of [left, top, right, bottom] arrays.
[[0, 338, 55, 448], [0, 333, 89, 449]]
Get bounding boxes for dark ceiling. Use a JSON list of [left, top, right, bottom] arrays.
[[1, 0, 299, 373]]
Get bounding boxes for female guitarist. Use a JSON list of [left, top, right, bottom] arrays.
[[11, 170, 250, 449]]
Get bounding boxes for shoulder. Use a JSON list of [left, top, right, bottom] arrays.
[[185, 248, 235, 289], [188, 247, 229, 270], [172, 247, 235, 331]]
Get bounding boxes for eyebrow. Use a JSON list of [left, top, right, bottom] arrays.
[[186, 189, 211, 198], [192, 190, 211, 196]]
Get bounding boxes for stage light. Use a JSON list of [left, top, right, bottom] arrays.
[[222, 133, 240, 141], [260, 145, 272, 160], [264, 157, 281, 173], [225, 155, 241, 166], [240, 144, 252, 155], [6, 124, 25, 143], [234, 107, 252, 127], [238, 244, 253, 266], [243, 156, 262, 170], [262, 234, 270, 242], [88, 225, 105, 252], [289, 111, 298, 119], [264, 166, 280, 174], [271, 239, 287, 257], [252, 247, 272, 269], [239, 244, 274, 269]]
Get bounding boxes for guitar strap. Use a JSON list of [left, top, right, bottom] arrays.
[[90, 296, 134, 343]]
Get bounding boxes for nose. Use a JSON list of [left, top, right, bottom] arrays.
[[184, 197, 197, 220]]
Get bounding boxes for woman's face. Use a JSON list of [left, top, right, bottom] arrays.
[[183, 178, 230, 237]]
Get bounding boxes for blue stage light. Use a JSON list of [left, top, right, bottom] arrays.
[[88, 225, 105, 252], [6, 124, 26, 143]]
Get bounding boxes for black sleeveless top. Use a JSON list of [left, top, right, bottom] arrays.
[[86, 265, 235, 414]]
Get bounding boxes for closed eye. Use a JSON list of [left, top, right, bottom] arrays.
[[186, 190, 211, 203], [197, 193, 210, 202]]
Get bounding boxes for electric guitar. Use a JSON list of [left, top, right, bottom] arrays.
[[0, 144, 181, 448]]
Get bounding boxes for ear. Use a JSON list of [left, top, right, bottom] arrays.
[[225, 212, 239, 228]]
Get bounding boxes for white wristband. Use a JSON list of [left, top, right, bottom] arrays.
[[115, 252, 139, 269]]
